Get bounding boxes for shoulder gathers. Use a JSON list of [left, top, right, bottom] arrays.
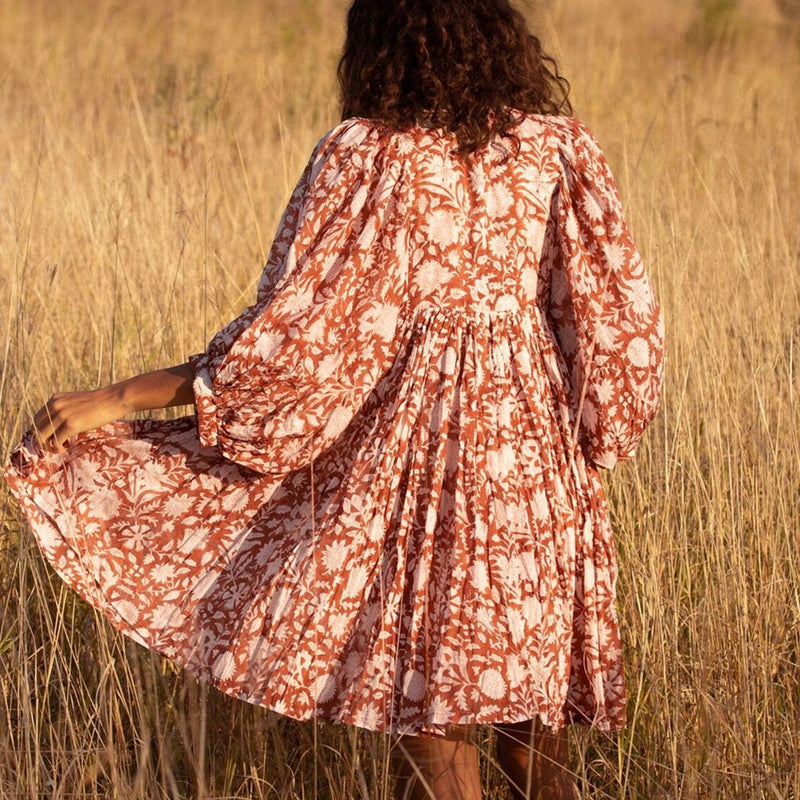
[[510, 114, 600, 164], [318, 113, 604, 153], [313, 114, 606, 178], [313, 118, 400, 160]]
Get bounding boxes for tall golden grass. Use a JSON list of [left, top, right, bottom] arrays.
[[1, 0, 798, 797]]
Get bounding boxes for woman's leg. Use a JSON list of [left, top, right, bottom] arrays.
[[390, 725, 482, 800], [494, 718, 580, 800]]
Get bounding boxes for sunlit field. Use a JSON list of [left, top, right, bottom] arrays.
[[1, 0, 799, 797]]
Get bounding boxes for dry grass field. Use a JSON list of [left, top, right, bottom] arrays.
[[1, 0, 799, 797]]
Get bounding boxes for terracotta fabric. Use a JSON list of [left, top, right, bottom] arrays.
[[4, 114, 664, 736]]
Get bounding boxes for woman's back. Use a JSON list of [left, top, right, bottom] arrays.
[[4, 2, 666, 796], [6, 107, 663, 737]]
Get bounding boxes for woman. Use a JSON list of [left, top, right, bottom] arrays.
[[4, 0, 665, 798]]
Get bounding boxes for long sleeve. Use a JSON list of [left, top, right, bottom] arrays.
[[189, 120, 410, 476], [543, 118, 665, 469]]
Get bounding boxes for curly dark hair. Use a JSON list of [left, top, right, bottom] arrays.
[[337, 0, 572, 153]]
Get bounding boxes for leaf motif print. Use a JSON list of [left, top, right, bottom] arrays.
[[4, 113, 664, 736], [542, 116, 665, 470]]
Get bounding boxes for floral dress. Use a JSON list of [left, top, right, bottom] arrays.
[[4, 113, 664, 736]]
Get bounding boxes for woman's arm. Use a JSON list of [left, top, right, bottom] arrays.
[[32, 361, 195, 451]]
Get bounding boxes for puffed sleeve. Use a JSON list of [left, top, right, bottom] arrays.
[[544, 118, 665, 469], [188, 120, 409, 475]]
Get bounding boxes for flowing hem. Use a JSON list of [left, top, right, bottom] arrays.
[[3, 417, 627, 738]]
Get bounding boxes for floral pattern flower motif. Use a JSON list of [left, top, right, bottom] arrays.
[[4, 113, 664, 736]]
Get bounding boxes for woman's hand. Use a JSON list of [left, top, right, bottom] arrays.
[[30, 361, 195, 451], [31, 386, 130, 451]]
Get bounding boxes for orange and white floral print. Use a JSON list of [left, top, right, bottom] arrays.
[[4, 113, 664, 736]]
